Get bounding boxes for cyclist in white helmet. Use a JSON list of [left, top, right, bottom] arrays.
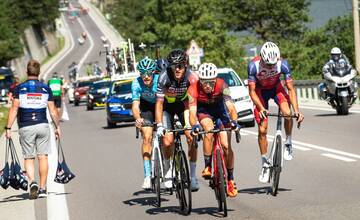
[[247, 42, 304, 183], [188, 63, 240, 197]]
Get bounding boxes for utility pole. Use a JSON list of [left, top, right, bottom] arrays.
[[353, 0, 360, 72]]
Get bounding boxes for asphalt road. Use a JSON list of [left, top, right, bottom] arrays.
[[30, 3, 360, 220]]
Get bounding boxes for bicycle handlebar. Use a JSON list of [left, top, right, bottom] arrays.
[[135, 122, 157, 139], [194, 128, 241, 143], [263, 112, 302, 129]]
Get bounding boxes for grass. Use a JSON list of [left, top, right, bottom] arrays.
[[0, 105, 9, 135], [41, 36, 65, 65]]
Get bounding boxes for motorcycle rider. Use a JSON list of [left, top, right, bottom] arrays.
[[320, 47, 357, 102]]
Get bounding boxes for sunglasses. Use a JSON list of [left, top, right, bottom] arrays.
[[170, 63, 186, 70], [140, 70, 154, 78], [200, 80, 216, 87]]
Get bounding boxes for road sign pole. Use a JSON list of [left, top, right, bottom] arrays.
[[353, 0, 360, 72]]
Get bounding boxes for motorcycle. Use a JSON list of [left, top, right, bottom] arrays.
[[318, 59, 358, 115]]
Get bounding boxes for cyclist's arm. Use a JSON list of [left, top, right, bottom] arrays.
[[131, 100, 141, 120], [285, 81, 300, 114], [225, 100, 238, 121], [6, 99, 19, 129], [155, 99, 164, 124], [187, 82, 198, 126], [248, 83, 265, 111]]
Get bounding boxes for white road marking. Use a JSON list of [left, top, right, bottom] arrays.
[[77, 18, 95, 74], [242, 129, 360, 160], [43, 14, 75, 79], [299, 105, 360, 114], [321, 153, 356, 162], [293, 145, 311, 151]]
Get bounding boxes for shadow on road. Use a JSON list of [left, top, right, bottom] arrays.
[[314, 112, 354, 117], [102, 122, 135, 129], [123, 196, 169, 207], [0, 193, 28, 203], [146, 206, 234, 217], [238, 186, 292, 195]]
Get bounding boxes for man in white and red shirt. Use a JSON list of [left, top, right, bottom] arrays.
[[247, 42, 304, 183]]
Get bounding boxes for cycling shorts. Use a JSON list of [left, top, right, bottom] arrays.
[[197, 102, 231, 128], [254, 83, 290, 124], [163, 101, 190, 129], [140, 99, 155, 124], [53, 96, 62, 108]]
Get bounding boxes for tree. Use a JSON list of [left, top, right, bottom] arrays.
[[223, 0, 311, 41]]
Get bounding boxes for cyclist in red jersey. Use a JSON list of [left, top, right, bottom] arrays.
[[247, 42, 304, 183], [188, 63, 240, 197]]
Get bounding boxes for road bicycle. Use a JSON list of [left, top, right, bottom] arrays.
[[136, 124, 164, 207], [165, 119, 193, 215], [195, 119, 240, 217], [265, 109, 300, 196]]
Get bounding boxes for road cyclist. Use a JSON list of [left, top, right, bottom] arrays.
[[247, 41, 304, 183], [131, 57, 159, 190], [188, 63, 241, 198], [155, 49, 199, 191]]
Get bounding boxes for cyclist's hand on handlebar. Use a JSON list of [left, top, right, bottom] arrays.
[[294, 111, 304, 129], [230, 120, 241, 131], [135, 118, 144, 128], [156, 125, 165, 137], [259, 109, 268, 120], [191, 124, 202, 136]]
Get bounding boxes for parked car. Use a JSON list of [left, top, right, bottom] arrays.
[[74, 80, 93, 106], [87, 79, 111, 110], [106, 79, 134, 127], [217, 68, 255, 127], [0, 67, 14, 103]]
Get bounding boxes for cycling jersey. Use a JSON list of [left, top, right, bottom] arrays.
[[188, 78, 232, 126], [48, 78, 63, 96], [14, 79, 53, 128], [247, 56, 292, 89], [131, 74, 159, 104], [156, 67, 197, 103]]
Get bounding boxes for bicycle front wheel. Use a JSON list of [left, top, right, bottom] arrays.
[[216, 149, 227, 217], [271, 135, 282, 196], [176, 150, 192, 215], [153, 147, 161, 207]]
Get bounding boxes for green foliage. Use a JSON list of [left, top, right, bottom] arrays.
[[223, 0, 311, 41]]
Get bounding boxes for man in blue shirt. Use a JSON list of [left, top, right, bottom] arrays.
[[6, 59, 61, 199], [131, 57, 159, 189]]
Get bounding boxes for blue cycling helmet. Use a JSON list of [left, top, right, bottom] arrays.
[[137, 57, 157, 75]]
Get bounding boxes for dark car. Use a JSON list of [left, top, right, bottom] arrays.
[[87, 79, 111, 110], [106, 79, 134, 127], [74, 80, 93, 106], [0, 67, 14, 103]]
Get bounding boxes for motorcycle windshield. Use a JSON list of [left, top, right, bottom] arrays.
[[333, 60, 349, 77]]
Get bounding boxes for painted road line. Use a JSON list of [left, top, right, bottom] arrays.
[[293, 145, 312, 151], [321, 153, 356, 162], [242, 129, 360, 160], [77, 17, 94, 75], [43, 14, 75, 79], [299, 105, 360, 114]]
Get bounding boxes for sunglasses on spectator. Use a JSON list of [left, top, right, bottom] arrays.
[[170, 63, 186, 70]]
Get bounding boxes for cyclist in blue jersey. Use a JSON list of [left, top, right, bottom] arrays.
[[131, 57, 159, 189], [6, 59, 60, 199]]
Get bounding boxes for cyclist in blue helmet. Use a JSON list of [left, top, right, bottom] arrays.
[[132, 57, 159, 189]]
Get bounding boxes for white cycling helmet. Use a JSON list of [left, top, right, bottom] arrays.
[[260, 42, 280, 65], [198, 63, 217, 80], [331, 47, 341, 54]]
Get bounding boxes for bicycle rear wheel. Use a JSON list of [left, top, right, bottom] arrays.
[[271, 135, 282, 196], [216, 149, 227, 217], [153, 147, 161, 207], [176, 150, 192, 215]]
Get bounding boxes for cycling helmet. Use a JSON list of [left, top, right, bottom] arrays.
[[136, 57, 157, 74], [198, 63, 218, 80], [167, 49, 188, 65], [260, 42, 280, 65]]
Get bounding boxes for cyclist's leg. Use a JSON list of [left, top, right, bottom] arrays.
[[141, 126, 153, 189], [181, 109, 195, 162], [199, 116, 214, 178]]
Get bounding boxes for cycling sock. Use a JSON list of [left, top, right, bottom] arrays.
[[204, 155, 212, 168], [190, 162, 196, 179], [143, 160, 151, 177], [285, 135, 292, 146], [261, 155, 268, 166], [227, 168, 234, 181]]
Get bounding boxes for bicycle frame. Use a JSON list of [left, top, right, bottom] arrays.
[[151, 134, 164, 181], [268, 108, 284, 168], [211, 132, 228, 187]]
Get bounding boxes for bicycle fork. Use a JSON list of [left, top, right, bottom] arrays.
[[151, 136, 164, 181]]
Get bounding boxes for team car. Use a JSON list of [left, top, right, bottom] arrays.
[[106, 79, 134, 127], [87, 79, 111, 110], [217, 68, 255, 127]]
